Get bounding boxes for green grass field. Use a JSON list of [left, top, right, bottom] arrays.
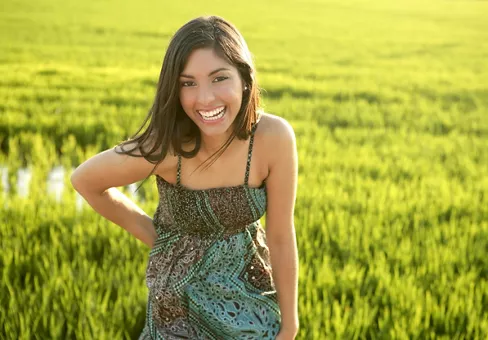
[[1, 0, 488, 338]]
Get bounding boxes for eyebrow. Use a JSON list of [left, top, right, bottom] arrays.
[[180, 67, 231, 79]]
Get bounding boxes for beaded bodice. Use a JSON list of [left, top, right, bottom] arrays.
[[152, 123, 267, 238]]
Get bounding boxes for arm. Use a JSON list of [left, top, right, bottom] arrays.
[[70, 143, 159, 248], [265, 117, 299, 339]]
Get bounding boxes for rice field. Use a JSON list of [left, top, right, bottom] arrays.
[[1, 0, 488, 338]]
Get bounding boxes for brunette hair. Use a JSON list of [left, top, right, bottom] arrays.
[[115, 15, 261, 175]]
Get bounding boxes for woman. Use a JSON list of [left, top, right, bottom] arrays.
[[71, 16, 299, 340]]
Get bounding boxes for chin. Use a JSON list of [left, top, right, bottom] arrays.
[[198, 122, 234, 137]]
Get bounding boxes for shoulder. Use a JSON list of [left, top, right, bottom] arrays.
[[256, 112, 295, 139], [255, 112, 296, 164], [114, 133, 178, 175]]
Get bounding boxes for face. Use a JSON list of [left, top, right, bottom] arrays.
[[179, 48, 245, 138]]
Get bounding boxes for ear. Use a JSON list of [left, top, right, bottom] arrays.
[[241, 78, 248, 91]]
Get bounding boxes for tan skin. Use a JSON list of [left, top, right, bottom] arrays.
[[71, 48, 299, 339]]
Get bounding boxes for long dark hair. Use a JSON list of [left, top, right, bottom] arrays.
[[115, 16, 261, 177]]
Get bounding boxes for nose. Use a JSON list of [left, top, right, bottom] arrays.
[[196, 83, 215, 106]]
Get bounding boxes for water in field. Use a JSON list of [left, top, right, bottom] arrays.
[[0, 165, 140, 209]]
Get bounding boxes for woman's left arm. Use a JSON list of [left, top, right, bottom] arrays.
[[265, 117, 299, 339]]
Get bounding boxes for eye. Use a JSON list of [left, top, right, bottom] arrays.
[[181, 81, 195, 87], [213, 76, 228, 83]]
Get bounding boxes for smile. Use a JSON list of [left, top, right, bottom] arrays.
[[197, 106, 226, 121]]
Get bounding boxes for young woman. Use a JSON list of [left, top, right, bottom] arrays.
[[71, 16, 299, 340]]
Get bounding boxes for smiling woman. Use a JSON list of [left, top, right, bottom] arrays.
[[70, 16, 299, 340], [114, 15, 262, 167]]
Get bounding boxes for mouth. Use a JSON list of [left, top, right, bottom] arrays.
[[197, 106, 226, 122]]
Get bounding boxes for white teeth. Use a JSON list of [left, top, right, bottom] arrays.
[[198, 107, 226, 121], [198, 106, 225, 117]]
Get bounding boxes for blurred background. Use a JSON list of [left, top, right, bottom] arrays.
[[1, 0, 487, 338]]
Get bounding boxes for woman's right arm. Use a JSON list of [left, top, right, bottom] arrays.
[[70, 144, 160, 248]]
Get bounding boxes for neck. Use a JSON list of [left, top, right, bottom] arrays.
[[199, 130, 234, 156]]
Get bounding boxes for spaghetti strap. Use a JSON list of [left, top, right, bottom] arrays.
[[244, 123, 259, 186], [176, 154, 182, 186]]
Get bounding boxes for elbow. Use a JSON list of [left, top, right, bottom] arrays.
[[70, 170, 83, 193], [70, 168, 92, 195], [70, 168, 109, 197]]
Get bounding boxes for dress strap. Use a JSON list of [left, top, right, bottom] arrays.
[[176, 154, 182, 186], [244, 123, 259, 186]]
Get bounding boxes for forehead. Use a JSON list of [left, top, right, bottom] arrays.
[[181, 48, 237, 75]]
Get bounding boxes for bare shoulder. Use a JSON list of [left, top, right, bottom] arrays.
[[114, 135, 178, 174], [255, 112, 296, 164], [256, 112, 295, 138]]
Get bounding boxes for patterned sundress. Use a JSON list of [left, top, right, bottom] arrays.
[[139, 123, 281, 339]]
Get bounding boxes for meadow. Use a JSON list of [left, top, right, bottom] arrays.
[[1, 0, 488, 338]]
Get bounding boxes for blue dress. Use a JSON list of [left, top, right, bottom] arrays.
[[139, 123, 281, 339]]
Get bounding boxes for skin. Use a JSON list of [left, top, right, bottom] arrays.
[[71, 47, 299, 339]]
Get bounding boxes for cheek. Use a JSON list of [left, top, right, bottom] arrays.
[[179, 91, 194, 111], [218, 86, 242, 106]]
